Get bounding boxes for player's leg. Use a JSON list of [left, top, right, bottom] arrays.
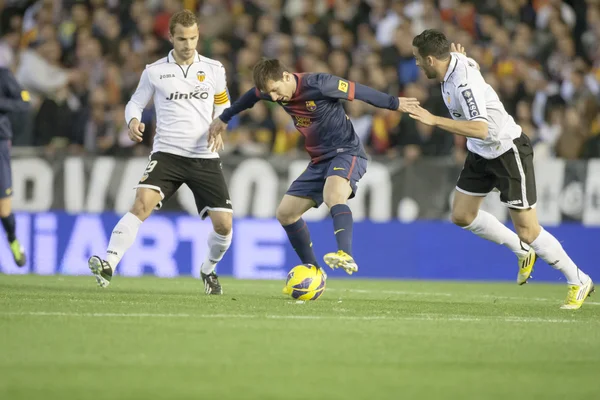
[[279, 162, 326, 271], [0, 197, 26, 267], [502, 134, 593, 308], [510, 208, 592, 308], [453, 150, 534, 283], [198, 210, 232, 295], [322, 155, 367, 275], [186, 159, 233, 295], [89, 153, 182, 287], [276, 194, 319, 267], [0, 140, 25, 267], [452, 190, 528, 257]]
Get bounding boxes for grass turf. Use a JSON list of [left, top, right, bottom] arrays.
[[1, 275, 599, 400]]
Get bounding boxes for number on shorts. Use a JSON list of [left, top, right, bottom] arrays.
[[144, 160, 158, 174]]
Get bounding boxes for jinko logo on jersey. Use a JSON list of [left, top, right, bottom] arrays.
[[166, 91, 209, 100]]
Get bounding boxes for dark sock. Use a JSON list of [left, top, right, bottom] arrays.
[[1, 214, 16, 242], [331, 204, 353, 256], [282, 218, 318, 266]]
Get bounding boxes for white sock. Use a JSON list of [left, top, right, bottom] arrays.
[[529, 228, 589, 285], [105, 212, 143, 271], [201, 230, 232, 275], [463, 210, 527, 257]]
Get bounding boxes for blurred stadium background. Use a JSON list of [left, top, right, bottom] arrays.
[[1, 0, 599, 281]]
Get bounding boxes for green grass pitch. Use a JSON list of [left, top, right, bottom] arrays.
[[1, 275, 599, 400]]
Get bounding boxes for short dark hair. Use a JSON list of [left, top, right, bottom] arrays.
[[412, 29, 450, 59], [169, 10, 198, 36], [252, 58, 289, 92]]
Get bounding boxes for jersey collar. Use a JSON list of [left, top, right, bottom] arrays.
[[166, 50, 201, 64], [291, 73, 303, 99], [442, 53, 458, 83]]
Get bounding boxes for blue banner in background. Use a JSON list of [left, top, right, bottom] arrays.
[[1, 212, 599, 282]]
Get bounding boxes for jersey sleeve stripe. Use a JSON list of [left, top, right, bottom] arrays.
[[348, 81, 355, 101]]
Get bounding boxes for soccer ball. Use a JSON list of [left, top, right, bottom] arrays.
[[282, 264, 326, 301]]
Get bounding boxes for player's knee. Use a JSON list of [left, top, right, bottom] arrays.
[[0, 198, 11, 217], [323, 192, 346, 209], [451, 211, 476, 227], [213, 220, 232, 236], [514, 223, 541, 245], [130, 198, 153, 221], [276, 206, 299, 226]]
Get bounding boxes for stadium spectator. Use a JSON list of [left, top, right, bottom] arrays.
[[0, 0, 598, 160]]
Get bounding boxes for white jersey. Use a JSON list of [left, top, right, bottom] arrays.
[[441, 53, 521, 159], [125, 50, 231, 158]]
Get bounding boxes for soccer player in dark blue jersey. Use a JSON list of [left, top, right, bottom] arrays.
[[209, 59, 418, 275], [0, 65, 29, 267]]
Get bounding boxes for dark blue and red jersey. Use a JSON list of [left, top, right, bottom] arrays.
[[0, 68, 30, 140], [220, 73, 399, 163]]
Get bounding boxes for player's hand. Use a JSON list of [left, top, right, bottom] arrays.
[[451, 42, 466, 56], [208, 117, 227, 149], [397, 97, 420, 113], [209, 133, 224, 153], [407, 105, 438, 126], [128, 118, 144, 143]]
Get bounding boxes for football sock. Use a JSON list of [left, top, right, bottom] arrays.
[[331, 204, 354, 256], [529, 228, 589, 285], [282, 218, 319, 266], [463, 210, 527, 257], [106, 212, 142, 271], [201, 230, 232, 275], [1, 214, 16, 242]]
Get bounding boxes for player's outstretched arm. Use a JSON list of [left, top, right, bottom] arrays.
[[316, 74, 418, 112], [208, 88, 262, 149], [354, 83, 419, 112], [406, 105, 488, 139], [125, 69, 154, 143]]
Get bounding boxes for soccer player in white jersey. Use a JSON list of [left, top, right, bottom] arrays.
[[88, 10, 232, 294], [407, 29, 594, 309]]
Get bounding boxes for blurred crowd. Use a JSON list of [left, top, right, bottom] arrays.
[[1, 0, 599, 162]]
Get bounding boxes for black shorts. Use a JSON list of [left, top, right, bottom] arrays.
[[456, 133, 537, 209], [135, 152, 232, 218]]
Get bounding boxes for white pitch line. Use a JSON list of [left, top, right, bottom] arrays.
[[1, 311, 596, 324], [327, 288, 600, 306]]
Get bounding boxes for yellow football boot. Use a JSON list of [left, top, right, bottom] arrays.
[[561, 279, 595, 310], [9, 240, 26, 267], [517, 247, 537, 285], [323, 250, 358, 275]]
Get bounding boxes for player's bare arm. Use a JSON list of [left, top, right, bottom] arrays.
[[450, 43, 466, 56], [450, 42, 480, 71], [209, 87, 263, 149], [208, 126, 224, 152], [407, 105, 488, 139], [208, 117, 227, 150], [397, 97, 420, 112], [128, 118, 145, 143]]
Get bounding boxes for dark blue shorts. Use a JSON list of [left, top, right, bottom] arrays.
[[0, 140, 12, 199], [286, 153, 368, 207]]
